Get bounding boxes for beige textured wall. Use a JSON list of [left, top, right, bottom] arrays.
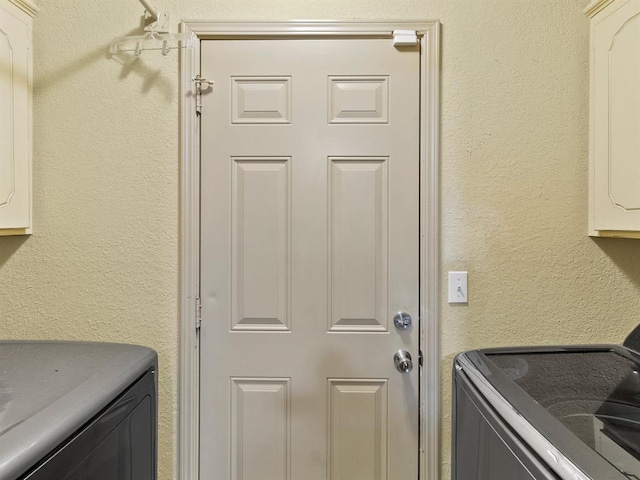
[[1, 0, 639, 479]]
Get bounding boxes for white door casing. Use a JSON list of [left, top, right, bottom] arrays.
[[179, 21, 440, 480]]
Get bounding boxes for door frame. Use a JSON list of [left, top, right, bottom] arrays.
[[178, 20, 440, 480]]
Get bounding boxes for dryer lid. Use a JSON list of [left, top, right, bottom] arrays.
[[0, 341, 156, 480]]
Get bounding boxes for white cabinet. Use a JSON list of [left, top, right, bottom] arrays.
[[0, 0, 36, 236], [586, 0, 640, 238]]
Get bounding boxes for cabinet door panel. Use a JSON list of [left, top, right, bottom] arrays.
[[591, 0, 640, 233], [0, 4, 31, 233]]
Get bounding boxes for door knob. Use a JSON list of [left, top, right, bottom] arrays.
[[393, 311, 412, 330], [393, 350, 413, 373]]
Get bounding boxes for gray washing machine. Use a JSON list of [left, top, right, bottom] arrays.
[[454, 344, 640, 480], [0, 341, 157, 480]]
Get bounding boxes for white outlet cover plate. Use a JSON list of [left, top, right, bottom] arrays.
[[448, 271, 468, 304]]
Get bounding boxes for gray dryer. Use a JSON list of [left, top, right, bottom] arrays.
[[0, 341, 157, 480]]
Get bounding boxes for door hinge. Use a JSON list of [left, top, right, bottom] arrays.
[[195, 297, 202, 332], [193, 75, 214, 115], [418, 350, 423, 367]]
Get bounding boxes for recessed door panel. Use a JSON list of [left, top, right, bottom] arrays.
[[329, 157, 388, 332], [231, 77, 292, 124], [230, 378, 290, 480], [231, 157, 291, 331], [328, 76, 389, 124], [328, 379, 388, 480]]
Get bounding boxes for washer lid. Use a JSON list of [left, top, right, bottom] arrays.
[[486, 349, 640, 479], [458, 345, 640, 480], [0, 341, 157, 480]]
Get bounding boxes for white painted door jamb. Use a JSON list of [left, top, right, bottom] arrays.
[[178, 23, 200, 480], [178, 20, 440, 480]]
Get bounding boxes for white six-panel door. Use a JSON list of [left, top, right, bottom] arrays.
[[199, 37, 421, 480]]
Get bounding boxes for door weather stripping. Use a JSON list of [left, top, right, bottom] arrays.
[[392, 30, 418, 47]]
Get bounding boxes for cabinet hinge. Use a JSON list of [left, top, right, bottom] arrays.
[[195, 297, 202, 332], [193, 75, 214, 115]]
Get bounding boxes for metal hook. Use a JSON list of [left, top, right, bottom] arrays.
[[193, 75, 215, 91]]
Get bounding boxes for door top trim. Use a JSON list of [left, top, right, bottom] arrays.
[[183, 20, 438, 38]]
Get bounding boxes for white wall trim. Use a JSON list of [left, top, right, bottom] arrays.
[[584, 0, 616, 18], [179, 20, 441, 480], [183, 19, 438, 37], [178, 23, 200, 480], [419, 22, 441, 480], [7, 0, 38, 16]]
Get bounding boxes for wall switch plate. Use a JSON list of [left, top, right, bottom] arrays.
[[448, 271, 468, 304]]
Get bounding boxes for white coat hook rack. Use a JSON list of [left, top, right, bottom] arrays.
[[109, 0, 192, 56]]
